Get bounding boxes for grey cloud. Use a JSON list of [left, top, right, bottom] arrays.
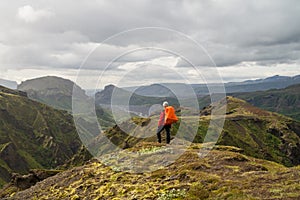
[[0, 0, 299, 81]]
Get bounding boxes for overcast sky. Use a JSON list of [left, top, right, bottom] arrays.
[[0, 0, 300, 88]]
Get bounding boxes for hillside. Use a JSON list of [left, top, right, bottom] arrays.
[[4, 143, 300, 199], [1, 96, 300, 199], [0, 86, 85, 188], [233, 84, 300, 121], [17, 76, 88, 111], [91, 96, 300, 167], [201, 96, 300, 167]]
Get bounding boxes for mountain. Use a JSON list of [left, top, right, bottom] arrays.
[[18, 76, 115, 130], [95, 85, 180, 118], [124, 83, 209, 98], [0, 86, 85, 188], [3, 143, 300, 199], [17, 76, 88, 111], [96, 84, 179, 105], [232, 84, 300, 121], [235, 74, 300, 84], [123, 74, 300, 97], [124, 83, 194, 97], [0, 78, 17, 89]]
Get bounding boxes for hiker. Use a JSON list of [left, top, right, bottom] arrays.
[[157, 101, 178, 144]]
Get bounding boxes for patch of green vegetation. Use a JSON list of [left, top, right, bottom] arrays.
[[0, 159, 10, 172], [157, 188, 187, 200], [186, 183, 209, 200], [138, 146, 163, 154], [0, 178, 6, 189]]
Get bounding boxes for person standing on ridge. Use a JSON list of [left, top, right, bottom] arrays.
[[157, 101, 178, 144]]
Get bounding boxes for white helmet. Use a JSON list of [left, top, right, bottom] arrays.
[[163, 101, 169, 107]]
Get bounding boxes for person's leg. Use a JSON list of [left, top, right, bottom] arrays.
[[156, 126, 164, 143], [165, 125, 171, 144]]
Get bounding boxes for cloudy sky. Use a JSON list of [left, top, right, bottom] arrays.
[[0, 0, 300, 88]]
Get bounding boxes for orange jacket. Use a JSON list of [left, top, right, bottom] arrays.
[[164, 106, 178, 125]]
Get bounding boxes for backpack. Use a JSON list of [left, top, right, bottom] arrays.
[[164, 106, 178, 125]]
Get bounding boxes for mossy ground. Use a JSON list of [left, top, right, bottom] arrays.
[[5, 143, 300, 200]]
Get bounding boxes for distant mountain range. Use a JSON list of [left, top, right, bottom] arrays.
[[15, 75, 300, 123], [0, 86, 85, 188], [0, 79, 17, 89], [123, 75, 300, 97], [4, 74, 298, 124], [224, 74, 300, 93]]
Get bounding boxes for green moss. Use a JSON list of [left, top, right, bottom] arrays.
[[186, 183, 209, 200], [157, 188, 187, 200]]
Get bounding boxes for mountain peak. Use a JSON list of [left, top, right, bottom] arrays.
[[103, 84, 117, 90], [17, 76, 87, 111], [18, 76, 78, 91], [264, 75, 289, 81]]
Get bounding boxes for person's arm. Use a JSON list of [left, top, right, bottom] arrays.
[[158, 111, 165, 126]]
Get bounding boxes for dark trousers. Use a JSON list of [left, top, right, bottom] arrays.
[[157, 124, 171, 144]]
